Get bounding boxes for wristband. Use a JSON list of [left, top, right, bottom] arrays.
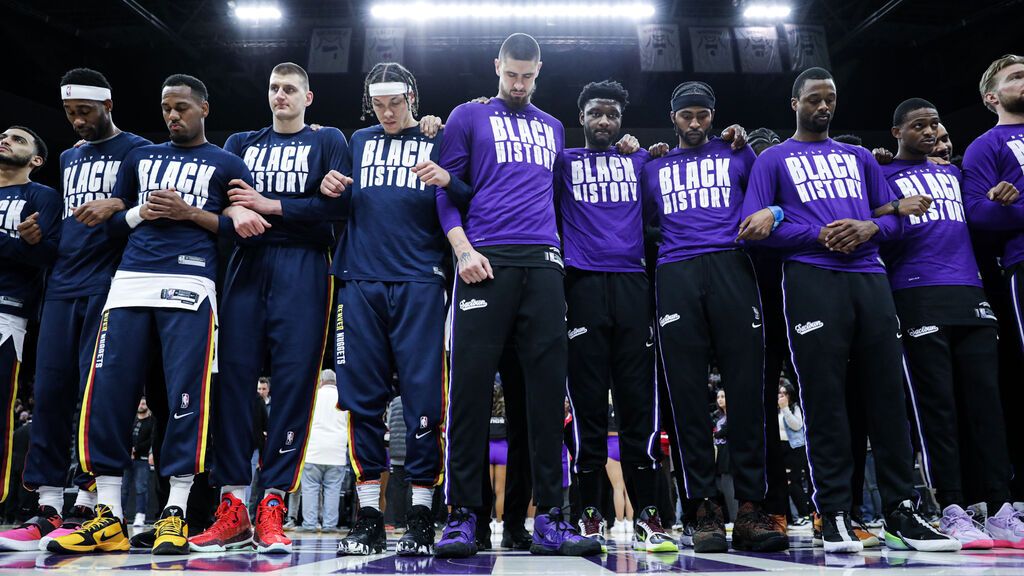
[[768, 205, 784, 231], [890, 199, 901, 217], [126, 206, 143, 229]]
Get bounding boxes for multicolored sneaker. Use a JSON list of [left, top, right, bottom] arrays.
[[692, 499, 727, 553], [633, 506, 678, 553], [531, 507, 601, 556], [337, 507, 386, 555], [851, 516, 880, 548], [820, 511, 862, 554], [435, 507, 478, 558], [396, 505, 434, 556], [254, 493, 292, 553], [883, 499, 961, 552], [153, 506, 189, 555], [985, 503, 1024, 548], [733, 502, 789, 552], [189, 493, 254, 552], [812, 512, 823, 547], [578, 506, 607, 553], [39, 505, 95, 551], [940, 505, 994, 550], [0, 505, 62, 551], [47, 504, 129, 554]]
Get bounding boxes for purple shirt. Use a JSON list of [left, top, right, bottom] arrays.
[[436, 99, 564, 248], [556, 148, 649, 272], [880, 160, 982, 290], [741, 138, 902, 274], [642, 138, 756, 265], [961, 124, 1024, 268]]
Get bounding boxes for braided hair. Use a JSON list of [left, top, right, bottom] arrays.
[[362, 62, 419, 122]]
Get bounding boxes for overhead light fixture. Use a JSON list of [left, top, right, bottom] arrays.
[[742, 3, 792, 19], [234, 3, 283, 21], [369, 2, 656, 21]]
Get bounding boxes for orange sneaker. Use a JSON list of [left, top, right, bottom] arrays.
[[769, 514, 788, 535], [254, 493, 292, 554], [189, 493, 253, 552]]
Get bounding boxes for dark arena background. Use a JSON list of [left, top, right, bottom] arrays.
[[3, 1, 1024, 575]]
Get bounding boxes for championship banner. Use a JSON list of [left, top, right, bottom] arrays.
[[637, 24, 683, 72], [785, 24, 830, 70], [690, 27, 734, 73], [734, 26, 782, 73], [307, 28, 352, 74], [363, 27, 406, 73]]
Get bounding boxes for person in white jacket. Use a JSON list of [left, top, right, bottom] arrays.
[[300, 370, 349, 531]]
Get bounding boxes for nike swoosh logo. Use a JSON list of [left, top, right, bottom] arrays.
[[415, 430, 432, 439], [278, 448, 297, 454], [173, 411, 194, 420], [751, 322, 762, 328], [645, 341, 654, 348]]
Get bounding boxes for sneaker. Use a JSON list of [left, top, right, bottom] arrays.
[[985, 503, 1024, 549], [733, 502, 789, 552], [435, 507, 478, 558], [153, 506, 189, 555], [578, 507, 608, 553], [530, 507, 601, 556], [47, 504, 129, 554], [850, 516, 880, 548], [812, 512, 822, 547], [338, 507, 386, 555], [130, 528, 155, 549], [189, 493, 254, 552], [40, 505, 95, 551], [396, 505, 434, 556], [500, 522, 532, 551], [883, 500, 961, 552], [475, 514, 492, 551], [790, 515, 810, 528], [679, 523, 696, 548], [820, 511, 863, 554], [692, 499, 727, 553], [769, 514, 788, 535], [940, 505, 994, 550], [0, 505, 62, 551], [133, 513, 146, 527], [633, 506, 678, 553], [254, 493, 292, 553]]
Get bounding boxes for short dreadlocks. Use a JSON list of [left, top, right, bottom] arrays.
[[362, 62, 419, 122]]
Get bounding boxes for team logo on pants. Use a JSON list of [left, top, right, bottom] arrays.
[[94, 312, 110, 368], [336, 304, 346, 365], [181, 393, 190, 409]]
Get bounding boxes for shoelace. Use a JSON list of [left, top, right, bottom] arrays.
[[407, 514, 433, 538], [349, 515, 378, 537], [442, 512, 472, 539], [580, 514, 603, 534], [79, 515, 113, 532], [155, 516, 184, 537], [695, 504, 721, 532], [1007, 510, 1024, 534], [258, 504, 286, 534], [546, 513, 578, 538], [206, 501, 240, 536], [643, 512, 667, 535]]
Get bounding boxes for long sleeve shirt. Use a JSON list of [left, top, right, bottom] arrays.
[[961, 124, 1024, 268]]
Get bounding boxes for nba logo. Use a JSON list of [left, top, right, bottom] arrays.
[[420, 416, 428, 429], [286, 431, 295, 446], [65, 85, 72, 97], [180, 393, 190, 409]]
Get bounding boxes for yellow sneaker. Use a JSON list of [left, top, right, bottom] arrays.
[[46, 504, 129, 554], [152, 507, 189, 555]]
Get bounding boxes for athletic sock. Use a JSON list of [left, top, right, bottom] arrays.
[[356, 481, 382, 512], [75, 487, 98, 509], [411, 485, 433, 508], [166, 474, 194, 513], [222, 485, 248, 503], [264, 487, 286, 500], [95, 476, 124, 519], [38, 486, 63, 513]]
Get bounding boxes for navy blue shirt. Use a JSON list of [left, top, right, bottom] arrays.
[[333, 125, 447, 283], [224, 126, 350, 248], [49, 132, 152, 300], [0, 182, 61, 317], [110, 142, 253, 281]]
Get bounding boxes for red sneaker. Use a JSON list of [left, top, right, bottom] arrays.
[[254, 493, 292, 554], [188, 493, 253, 552]]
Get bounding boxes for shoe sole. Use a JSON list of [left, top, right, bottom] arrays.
[[258, 542, 293, 554], [732, 534, 790, 552], [396, 543, 434, 556], [990, 538, 1024, 549], [189, 537, 254, 552], [858, 535, 881, 548], [528, 542, 602, 556], [633, 541, 679, 553], [46, 539, 130, 554], [434, 543, 477, 558], [960, 539, 994, 550], [153, 542, 189, 555], [337, 540, 386, 556], [885, 530, 961, 552], [693, 537, 728, 553], [823, 540, 864, 554], [0, 536, 44, 552]]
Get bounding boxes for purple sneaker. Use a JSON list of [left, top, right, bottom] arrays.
[[531, 507, 602, 556], [434, 507, 478, 558]]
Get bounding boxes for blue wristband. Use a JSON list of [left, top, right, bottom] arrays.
[[768, 205, 784, 231]]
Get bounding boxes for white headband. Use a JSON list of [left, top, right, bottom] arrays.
[[368, 82, 410, 97], [61, 84, 112, 102]]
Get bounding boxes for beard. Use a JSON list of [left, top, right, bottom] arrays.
[[0, 151, 31, 168], [500, 84, 534, 109], [1000, 93, 1024, 114], [675, 125, 709, 146], [585, 126, 618, 148]]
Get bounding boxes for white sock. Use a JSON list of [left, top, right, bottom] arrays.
[[75, 488, 98, 509], [166, 475, 194, 513], [38, 486, 63, 513], [96, 475, 123, 519], [264, 487, 286, 500], [222, 485, 247, 503], [356, 481, 381, 512], [411, 485, 433, 508]]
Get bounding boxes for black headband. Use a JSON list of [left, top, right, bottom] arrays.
[[671, 93, 715, 113]]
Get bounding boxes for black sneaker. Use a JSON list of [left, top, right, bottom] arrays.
[[337, 507, 386, 555], [692, 499, 727, 553], [500, 523, 532, 550], [396, 505, 434, 556], [679, 523, 697, 548], [883, 500, 961, 552], [821, 511, 863, 554], [130, 528, 156, 549], [732, 502, 789, 552], [475, 515, 491, 551]]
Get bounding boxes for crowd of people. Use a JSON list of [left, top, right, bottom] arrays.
[[0, 29, 1022, 561]]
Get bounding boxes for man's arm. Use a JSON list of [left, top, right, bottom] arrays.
[[0, 188, 61, 266], [740, 156, 823, 249], [963, 141, 1024, 231], [446, 226, 492, 284]]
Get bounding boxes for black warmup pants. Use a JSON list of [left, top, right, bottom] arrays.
[[445, 266, 567, 509], [565, 269, 660, 513], [781, 262, 914, 514], [656, 250, 766, 503]]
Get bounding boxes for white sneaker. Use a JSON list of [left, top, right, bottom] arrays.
[[133, 513, 145, 527]]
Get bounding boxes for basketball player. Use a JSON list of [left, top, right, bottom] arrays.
[[49, 74, 261, 556], [741, 67, 959, 554]]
